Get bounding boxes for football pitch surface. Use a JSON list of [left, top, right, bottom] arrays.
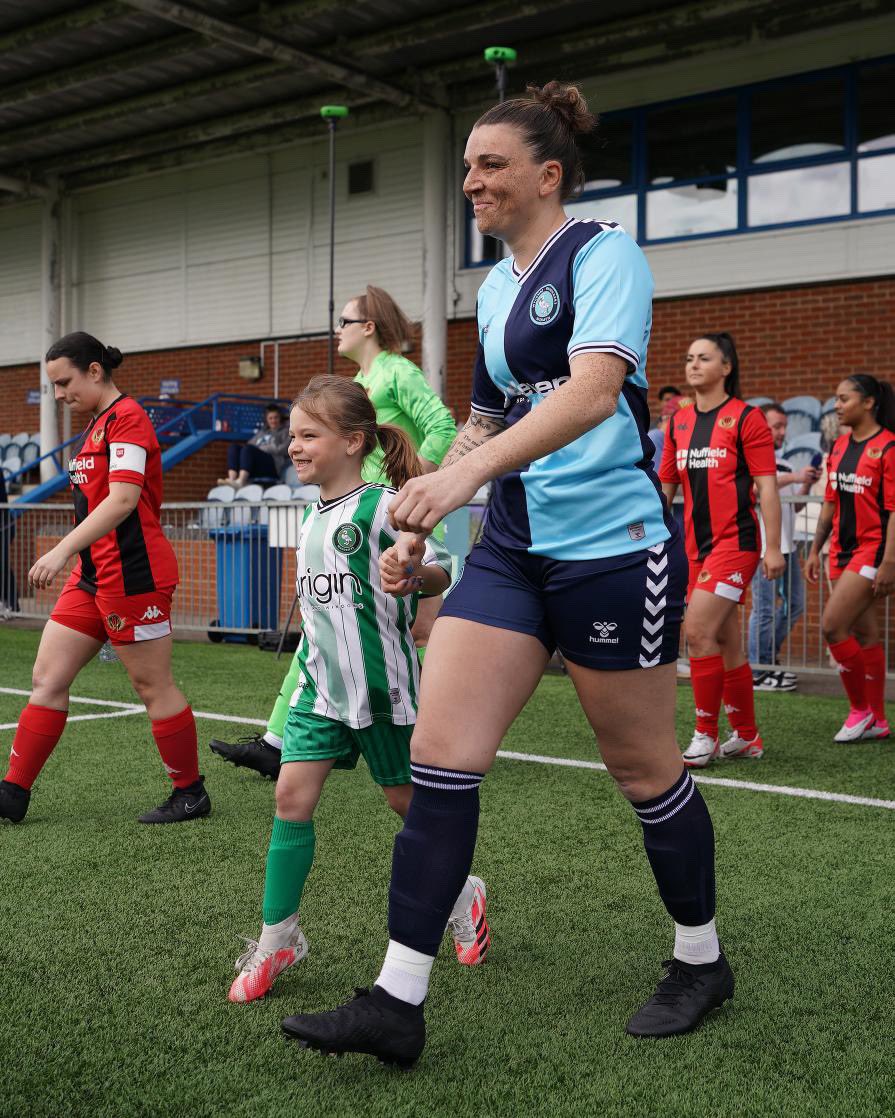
[[1, 628, 891, 1118]]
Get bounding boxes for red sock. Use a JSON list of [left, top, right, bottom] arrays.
[[5, 704, 68, 790], [829, 638, 869, 711], [690, 654, 725, 737], [723, 662, 758, 741], [151, 706, 200, 789], [862, 644, 887, 723]]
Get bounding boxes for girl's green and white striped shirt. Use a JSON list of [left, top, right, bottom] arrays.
[[291, 483, 451, 729]]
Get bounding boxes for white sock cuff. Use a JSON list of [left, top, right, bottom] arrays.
[[263, 732, 283, 750], [383, 939, 436, 978], [673, 918, 720, 964], [258, 912, 298, 950]]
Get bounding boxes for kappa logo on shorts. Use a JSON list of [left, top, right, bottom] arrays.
[[728, 571, 743, 585], [332, 523, 363, 554], [529, 284, 561, 326], [719, 415, 735, 429], [105, 613, 126, 631], [697, 570, 712, 584], [140, 605, 164, 621]]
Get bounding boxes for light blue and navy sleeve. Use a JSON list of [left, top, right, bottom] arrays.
[[567, 229, 655, 376]]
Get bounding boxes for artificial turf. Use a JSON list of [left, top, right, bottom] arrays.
[[0, 628, 892, 1118]]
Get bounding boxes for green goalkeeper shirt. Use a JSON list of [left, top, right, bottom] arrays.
[[354, 350, 457, 484]]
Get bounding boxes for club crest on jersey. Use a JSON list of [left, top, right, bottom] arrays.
[[867, 446, 882, 459], [92, 427, 105, 445], [105, 613, 126, 631], [332, 523, 363, 554], [719, 415, 735, 429], [529, 284, 561, 326]]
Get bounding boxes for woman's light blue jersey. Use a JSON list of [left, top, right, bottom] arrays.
[[471, 217, 672, 561]]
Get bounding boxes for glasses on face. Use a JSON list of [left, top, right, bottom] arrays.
[[337, 317, 369, 329]]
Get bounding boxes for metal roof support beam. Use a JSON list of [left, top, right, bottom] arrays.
[[0, 172, 50, 198], [33, 90, 378, 177], [0, 2, 128, 53], [119, 0, 439, 110], [422, 110, 450, 400], [40, 181, 62, 482], [0, 60, 294, 154]]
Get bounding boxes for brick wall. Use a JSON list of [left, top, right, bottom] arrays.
[[3, 277, 891, 500]]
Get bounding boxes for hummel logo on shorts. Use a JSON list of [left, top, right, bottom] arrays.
[[140, 605, 164, 621]]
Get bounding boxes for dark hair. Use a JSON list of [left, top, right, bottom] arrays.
[[265, 401, 283, 413], [45, 331, 123, 381], [350, 285, 413, 354], [846, 374, 895, 432], [474, 81, 598, 203], [695, 332, 741, 399], [761, 401, 786, 417], [658, 384, 680, 400], [294, 375, 420, 489]]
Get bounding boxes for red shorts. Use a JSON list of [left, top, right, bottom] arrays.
[[50, 577, 175, 645], [688, 548, 760, 603], [829, 548, 881, 583]]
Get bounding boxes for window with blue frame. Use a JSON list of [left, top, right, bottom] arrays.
[[463, 55, 895, 265]]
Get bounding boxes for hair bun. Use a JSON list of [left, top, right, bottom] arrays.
[[527, 81, 597, 135], [104, 345, 123, 368]]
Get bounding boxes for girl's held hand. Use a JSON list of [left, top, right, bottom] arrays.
[[804, 551, 821, 584], [29, 547, 69, 589], [379, 544, 423, 598], [873, 558, 895, 597]]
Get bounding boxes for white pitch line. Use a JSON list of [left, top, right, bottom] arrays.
[[496, 750, 895, 812], [0, 708, 144, 731], [2, 688, 893, 812]]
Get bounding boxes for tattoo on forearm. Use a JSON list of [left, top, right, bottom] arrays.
[[439, 412, 505, 470]]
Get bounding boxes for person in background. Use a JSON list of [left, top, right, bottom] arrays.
[[0, 466, 18, 614], [805, 374, 895, 743], [659, 332, 784, 769], [0, 332, 208, 826], [209, 287, 458, 781], [749, 403, 819, 692], [658, 384, 681, 405], [218, 402, 290, 489], [648, 393, 682, 461]]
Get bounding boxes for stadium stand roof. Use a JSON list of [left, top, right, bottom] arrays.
[[0, 0, 889, 196]]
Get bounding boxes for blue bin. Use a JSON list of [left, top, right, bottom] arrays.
[[209, 524, 281, 641]]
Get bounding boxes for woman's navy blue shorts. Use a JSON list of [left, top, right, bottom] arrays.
[[439, 526, 686, 671]]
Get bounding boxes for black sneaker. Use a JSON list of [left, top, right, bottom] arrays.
[[625, 952, 734, 1037], [282, 985, 425, 1069], [138, 778, 211, 824], [754, 670, 796, 692], [0, 779, 30, 823], [209, 735, 281, 780]]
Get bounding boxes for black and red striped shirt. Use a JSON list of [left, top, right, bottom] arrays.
[[68, 395, 178, 595], [825, 429, 895, 569], [659, 398, 776, 562]]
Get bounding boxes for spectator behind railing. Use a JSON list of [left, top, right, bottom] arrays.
[[218, 401, 290, 489], [748, 402, 820, 692]]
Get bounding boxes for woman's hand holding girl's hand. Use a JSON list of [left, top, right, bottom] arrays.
[[380, 542, 424, 598]]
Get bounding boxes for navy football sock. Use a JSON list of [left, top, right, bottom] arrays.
[[387, 763, 484, 957], [632, 769, 716, 926]]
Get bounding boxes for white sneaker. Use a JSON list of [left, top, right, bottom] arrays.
[[833, 709, 876, 743], [682, 731, 719, 768], [720, 731, 764, 760], [228, 925, 308, 1003]]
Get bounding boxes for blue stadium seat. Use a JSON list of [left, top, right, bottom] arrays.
[[20, 441, 40, 466], [782, 395, 821, 437], [281, 463, 299, 487], [784, 432, 822, 456], [0, 434, 11, 450], [821, 396, 837, 416], [746, 396, 773, 407]]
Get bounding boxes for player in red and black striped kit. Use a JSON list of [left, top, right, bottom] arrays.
[[659, 333, 783, 767], [0, 332, 209, 825], [806, 374, 895, 743]]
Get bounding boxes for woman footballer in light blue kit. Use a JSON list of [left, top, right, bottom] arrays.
[[283, 82, 732, 1065], [228, 377, 487, 1004]]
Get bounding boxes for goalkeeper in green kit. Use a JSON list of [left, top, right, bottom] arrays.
[[210, 287, 458, 781]]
